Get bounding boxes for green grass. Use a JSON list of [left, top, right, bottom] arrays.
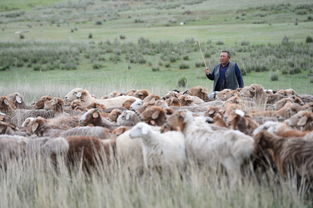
[[0, 0, 65, 11]]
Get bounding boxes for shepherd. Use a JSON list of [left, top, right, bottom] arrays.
[[204, 50, 244, 92]]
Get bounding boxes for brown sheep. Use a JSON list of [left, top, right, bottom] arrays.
[[286, 111, 313, 131], [134, 89, 150, 100], [6, 92, 27, 109], [186, 86, 209, 102], [227, 110, 259, 136], [107, 109, 123, 122], [276, 89, 296, 97], [80, 108, 117, 129], [216, 89, 239, 101], [0, 96, 16, 114], [165, 97, 181, 107], [0, 121, 18, 135], [254, 131, 313, 186], [66, 136, 116, 172], [140, 106, 166, 126], [33, 96, 53, 109], [122, 98, 137, 109], [44, 97, 65, 114]]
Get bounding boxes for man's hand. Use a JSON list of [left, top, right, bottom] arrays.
[[204, 67, 210, 75]]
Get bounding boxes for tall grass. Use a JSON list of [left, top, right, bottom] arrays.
[[0, 153, 310, 208]]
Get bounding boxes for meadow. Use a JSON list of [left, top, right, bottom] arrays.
[[1, 0, 313, 207]]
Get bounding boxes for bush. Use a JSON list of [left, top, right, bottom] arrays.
[[310, 77, 313, 83], [88, 33, 93, 39], [152, 66, 160, 72], [19, 34, 25, 39], [178, 77, 187, 87], [179, 63, 190, 69], [270, 73, 279, 81], [306, 36, 313, 43], [92, 63, 103, 69], [216, 41, 224, 45], [204, 52, 211, 58], [281, 36, 289, 44], [164, 63, 171, 68], [120, 35, 126, 40], [95, 21, 102, 25]]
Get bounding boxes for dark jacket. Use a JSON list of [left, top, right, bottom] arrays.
[[206, 62, 244, 91]]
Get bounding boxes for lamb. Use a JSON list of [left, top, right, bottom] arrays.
[[116, 110, 140, 126], [6, 92, 27, 109], [254, 130, 313, 187], [129, 122, 186, 170], [80, 108, 117, 129], [165, 111, 255, 184], [33, 96, 53, 109], [227, 109, 259, 136], [66, 136, 116, 172], [64, 88, 140, 109], [43, 97, 65, 114]]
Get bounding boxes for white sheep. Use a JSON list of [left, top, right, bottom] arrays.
[[116, 110, 140, 126], [166, 111, 254, 184], [64, 88, 141, 109], [129, 122, 186, 170]]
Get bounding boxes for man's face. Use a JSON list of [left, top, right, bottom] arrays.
[[219, 52, 230, 65]]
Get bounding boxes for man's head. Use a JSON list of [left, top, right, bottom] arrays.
[[219, 50, 231, 66]]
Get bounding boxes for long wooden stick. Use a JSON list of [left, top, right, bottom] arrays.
[[197, 41, 208, 69]]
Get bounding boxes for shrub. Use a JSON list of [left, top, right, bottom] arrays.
[[120, 35, 126, 40], [92, 63, 103, 69], [95, 21, 102, 25], [281, 36, 289, 44], [204, 52, 211, 58], [88, 33, 93, 39], [152, 66, 160, 72], [19, 34, 25, 39], [178, 77, 187, 87], [216, 41, 224, 45], [306, 36, 313, 43], [270, 73, 279, 81], [310, 77, 313, 83], [241, 41, 250, 46], [164, 63, 171, 68], [183, 55, 189, 60], [179, 63, 190, 69]]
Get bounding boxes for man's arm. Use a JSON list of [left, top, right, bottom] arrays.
[[205, 67, 214, 80], [235, 63, 244, 88]]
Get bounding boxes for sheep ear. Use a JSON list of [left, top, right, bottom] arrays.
[[235, 109, 245, 117], [151, 111, 160, 119], [297, 117, 307, 126], [208, 110, 215, 115], [32, 122, 39, 132], [92, 112, 99, 119], [16, 95, 22, 104], [76, 92, 82, 98], [3, 99, 9, 106], [126, 113, 130, 120]]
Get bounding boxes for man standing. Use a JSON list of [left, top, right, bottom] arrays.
[[204, 50, 244, 91]]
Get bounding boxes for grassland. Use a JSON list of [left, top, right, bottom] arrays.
[[0, 1, 313, 206]]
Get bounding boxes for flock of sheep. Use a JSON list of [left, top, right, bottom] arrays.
[[0, 84, 313, 188]]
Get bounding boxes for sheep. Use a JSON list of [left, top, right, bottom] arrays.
[[64, 88, 140, 109], [140, 106, 166, 126], [185, 86, 209, 102], [273, 96, 304, 110], [6, 92, 27, 109], [79, 108, 117, 129], [276, 89, 296, 97], [285, 111, 313, 131], [116, 110, 140, 126], [240, 84, 266, 100], [129, 122, 186, 170], [66, 136, 116, 172], [0, 135, 28, 166], [165, 111, 255, 184], [216, 89, 239, 101], [61, 126, 112, 140], [22, 114, 80, 136], [0, 112, 9, 122], [254, 130, 313, 188], [43, 97, 65, 114], [130, 100, 143, 111], [122, 98, 137, 109], [252, 121, 308, 138], [177, 94, 204, 106], [107, 109, 123, 122], [0, 96, 16, 114], [133, 89, 150, 100], [0, 121, 18, 135], [227, 109, 259, 136], [10, 109, 55, 127], [33, 96, 53, 109]]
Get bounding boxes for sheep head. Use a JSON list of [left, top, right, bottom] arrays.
[[34, 96, 53, 109], [108, 109, 123, 122], [6, 92, 25, 108], [65, 88, 90, 102], [22, 117, 47, 134], [44, 97, 64, 113], [134, 89, 149, 100], [165, 111, 186, 132], [286, 111, 313, 131], [0, 96, 16, 113], [122, 98, 137, 109], [187, 86, 209, 101], [80, 108, 101, 126], [140, 106, 166, 126], [129, 122, 151, 139]]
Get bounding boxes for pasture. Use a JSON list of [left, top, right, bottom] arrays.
[[1, 0, 313, 207]]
